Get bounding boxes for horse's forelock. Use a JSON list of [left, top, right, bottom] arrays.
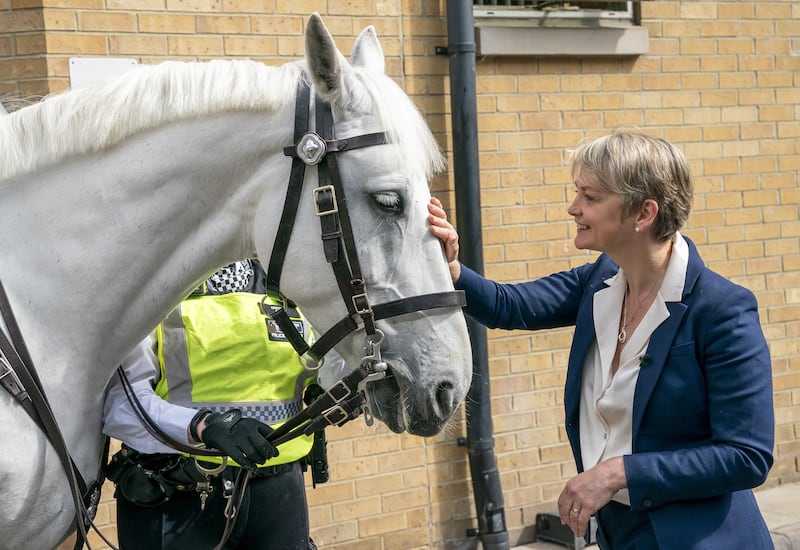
[[350, 68, 445, 183], [0, 59, 304, 180]]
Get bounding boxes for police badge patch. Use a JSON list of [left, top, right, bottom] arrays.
[[265, 318, 305, 342]]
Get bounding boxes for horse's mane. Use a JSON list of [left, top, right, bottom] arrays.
[[0, 57, 443, 182], [0, 59, 302, 180]]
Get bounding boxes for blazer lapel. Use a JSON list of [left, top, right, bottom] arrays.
[[631, 236, 704, 440], [564, 278, 610, 471], [631, 301, 687, 439]]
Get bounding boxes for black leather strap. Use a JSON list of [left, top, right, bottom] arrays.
[[265, 290, 466, 363], [304, 290, 467, 361], [282, 132, 388, 158], [327, 132, 388, 152], [373, 290, 467, 320], [116, 367, 226, 457], [266, 79, 312, 296], [266, 365, 370, 446], [188, 407, 211, 443], [213, 468, 252, 550], [0, 278, 97, 550]]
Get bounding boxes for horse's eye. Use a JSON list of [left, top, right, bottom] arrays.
[[372, 191, 403, 213]]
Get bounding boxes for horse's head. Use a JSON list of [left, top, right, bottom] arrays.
[[261, 14, 472, 437]]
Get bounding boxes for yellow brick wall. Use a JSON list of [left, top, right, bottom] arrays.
[[2, 1, 797, 548]]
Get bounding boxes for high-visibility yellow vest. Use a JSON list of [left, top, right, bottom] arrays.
[[153, 292, 315, 467]]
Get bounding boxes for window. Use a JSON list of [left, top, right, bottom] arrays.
[[473, 1, 648, 56], [474, 1, 636, 26]]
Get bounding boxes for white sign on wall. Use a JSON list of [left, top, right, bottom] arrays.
[[69, 57, 138, 90]]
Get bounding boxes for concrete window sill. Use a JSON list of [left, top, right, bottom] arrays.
[[474, 24, 649, 57]]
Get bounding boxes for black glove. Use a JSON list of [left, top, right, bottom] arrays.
[[196, 409, 279, 471]]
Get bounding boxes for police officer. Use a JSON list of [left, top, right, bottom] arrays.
[[103, 259, 318, 550]]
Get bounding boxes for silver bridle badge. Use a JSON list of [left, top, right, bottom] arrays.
[[297, 132, 327, 165]]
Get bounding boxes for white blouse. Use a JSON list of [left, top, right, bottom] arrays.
[[579, 232, 689, 505]]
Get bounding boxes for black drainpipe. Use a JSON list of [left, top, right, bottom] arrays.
[[444, 2, 509, 548]]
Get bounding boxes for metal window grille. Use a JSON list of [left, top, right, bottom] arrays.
[[473, 1, 635, 22]]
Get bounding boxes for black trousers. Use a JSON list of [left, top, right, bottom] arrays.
[[595, 500, 658, 550], [117, 461, 311, 550]]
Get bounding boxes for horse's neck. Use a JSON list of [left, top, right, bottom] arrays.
[[0, 109, 292, 455]]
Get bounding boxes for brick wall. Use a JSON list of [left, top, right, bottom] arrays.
[[464, 4, 800, 544], [3, 1, 798, 549]]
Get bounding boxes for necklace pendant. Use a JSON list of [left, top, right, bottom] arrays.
[[618, 328, 627, 344]]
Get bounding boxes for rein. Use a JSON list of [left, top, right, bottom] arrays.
[[0, 279, 111, 550], [114, 362, 370, 550]]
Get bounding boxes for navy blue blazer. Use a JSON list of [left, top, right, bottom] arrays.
[[457, 236, 774, 549]]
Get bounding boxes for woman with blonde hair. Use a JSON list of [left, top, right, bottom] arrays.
[[429, 132, 774, 549]]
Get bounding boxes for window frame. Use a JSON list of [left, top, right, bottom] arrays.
[[473, 2, 640, 26], [472, 1, 648, 57]]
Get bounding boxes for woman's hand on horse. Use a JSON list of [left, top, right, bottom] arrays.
[[195, 408, 279, 471], [428, 197, 462, 282]]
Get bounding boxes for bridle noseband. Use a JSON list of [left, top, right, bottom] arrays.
[[264, 78, 465, 425]]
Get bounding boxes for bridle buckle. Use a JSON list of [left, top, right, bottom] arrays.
[[313, 185, 338, 216], [351, 292, 371, 315]]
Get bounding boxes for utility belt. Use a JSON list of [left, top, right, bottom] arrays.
[[106, 445, 296, 508]]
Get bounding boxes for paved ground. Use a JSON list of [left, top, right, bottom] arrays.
[[512, 481, 800, 549]]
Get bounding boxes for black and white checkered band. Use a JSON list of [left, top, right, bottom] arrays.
[[205, 260, 255, 294], [195, 401, 303, 425]]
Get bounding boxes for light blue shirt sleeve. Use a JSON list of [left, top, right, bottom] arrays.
[[102, 336, 198, 454]]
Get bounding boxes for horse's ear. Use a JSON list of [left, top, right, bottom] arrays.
[[351, 25, 385, 74], [305, 13, 352, 102]]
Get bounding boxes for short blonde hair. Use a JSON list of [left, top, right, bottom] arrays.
[[570, 132, 693, 241]]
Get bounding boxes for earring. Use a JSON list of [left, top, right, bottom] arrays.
[[634, 226, 640, 233]]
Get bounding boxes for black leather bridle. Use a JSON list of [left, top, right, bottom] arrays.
[[264, 78, 465, 424]]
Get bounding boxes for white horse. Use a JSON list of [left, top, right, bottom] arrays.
[[0, 14, 471, 550]]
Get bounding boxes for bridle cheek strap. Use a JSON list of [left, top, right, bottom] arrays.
[[312, 95, 381, 337]]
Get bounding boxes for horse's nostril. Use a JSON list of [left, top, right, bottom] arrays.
[[435, 380, 456, 416]]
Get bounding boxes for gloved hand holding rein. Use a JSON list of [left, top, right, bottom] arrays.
[[191, 408, 279, 471]]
